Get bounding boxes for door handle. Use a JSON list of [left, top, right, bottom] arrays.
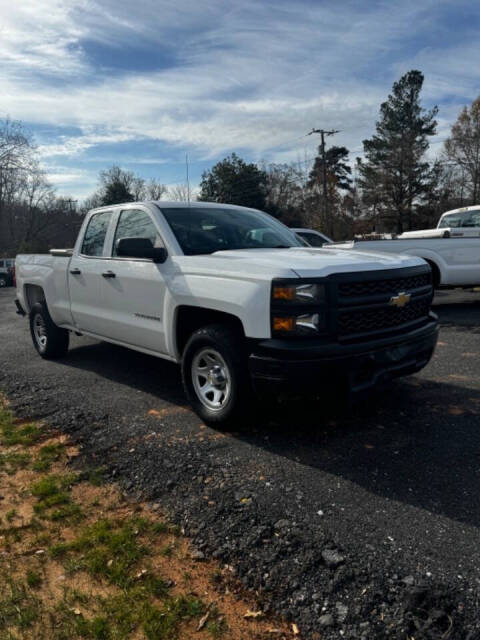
[[69, 268, 81, 275], [102, 270, 116, 278]]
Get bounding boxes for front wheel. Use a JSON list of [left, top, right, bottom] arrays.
[[29, 302, 69, 359], [0, 276, 7, 287], [181, 324, 254, 426]]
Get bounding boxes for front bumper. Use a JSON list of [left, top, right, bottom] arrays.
[[249, 313, 439, 393]]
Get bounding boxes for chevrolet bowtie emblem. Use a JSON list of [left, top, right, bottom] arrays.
[[390, 292, 411, 308]]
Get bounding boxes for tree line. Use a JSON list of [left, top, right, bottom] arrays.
[[1, 69, 480, 256], [199, 71, 480, 237]]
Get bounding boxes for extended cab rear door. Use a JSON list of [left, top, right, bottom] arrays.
[[99, 205, 169, 354], [68, 209, 114, 333]]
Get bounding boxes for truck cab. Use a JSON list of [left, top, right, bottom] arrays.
[[437, 205, 480, 232]]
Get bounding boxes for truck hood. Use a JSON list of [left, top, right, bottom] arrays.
[[208, 247, 425, 278]]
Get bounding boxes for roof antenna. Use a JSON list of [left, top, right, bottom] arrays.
[[186, 152, 190, 206]]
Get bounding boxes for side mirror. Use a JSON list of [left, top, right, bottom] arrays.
[[116, 237, 168, 263]]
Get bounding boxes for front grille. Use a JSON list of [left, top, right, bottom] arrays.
[[338, 298, 431, 337], [338, 272, 431, 298]]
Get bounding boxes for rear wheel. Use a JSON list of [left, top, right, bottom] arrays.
[[182, 324, 254, 425], [29, 302, 69, 359], [0, 276, 7, 287]]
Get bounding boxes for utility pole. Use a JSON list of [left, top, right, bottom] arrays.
[[308, 128, 340, 235], [185, 153, 190, 205]]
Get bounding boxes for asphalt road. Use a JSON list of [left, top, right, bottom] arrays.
[[1, 287, 480, 638]]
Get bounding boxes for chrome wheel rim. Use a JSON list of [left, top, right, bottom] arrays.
[[192, 348, 231, 411], [33, 313, 47, 350], [0, 278, 6, 287]]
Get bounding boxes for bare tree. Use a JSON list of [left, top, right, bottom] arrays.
[[145, 178, 167, 200], [444, 97, 480, 204], [167, 183, 190, 201]]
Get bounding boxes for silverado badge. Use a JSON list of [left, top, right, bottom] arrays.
[[390, 292, 411, 308]]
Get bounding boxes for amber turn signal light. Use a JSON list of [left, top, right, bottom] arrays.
[[272, 285, 295, 300], [273, 317, 295, 332]]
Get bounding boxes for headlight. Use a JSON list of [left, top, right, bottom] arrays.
[[272, 283, 325, 304], [271, 280, 328, 336]]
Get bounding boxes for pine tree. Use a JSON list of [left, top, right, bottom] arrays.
[[358, 70, 437, 233]]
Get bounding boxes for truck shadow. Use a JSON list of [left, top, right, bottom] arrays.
[[63, 339, 480, 530], [241, 376, 480, 529]]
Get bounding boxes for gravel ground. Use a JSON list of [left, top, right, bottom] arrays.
[[1, 287, 480, 638]]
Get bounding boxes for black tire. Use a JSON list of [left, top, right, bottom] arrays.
[[29, 302, 69, 359], [181, 324, 254, 426], [0, 276, 7, 287]]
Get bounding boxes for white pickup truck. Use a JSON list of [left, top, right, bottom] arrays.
[[335, 205, 480, 288], [15, 201, 438, 424]]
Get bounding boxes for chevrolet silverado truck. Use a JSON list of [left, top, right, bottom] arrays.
[[334, 206, 480, 289], [15, 201, 438, 424]]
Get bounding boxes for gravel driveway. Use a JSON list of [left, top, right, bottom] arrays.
[[1, 287, 480, 638]]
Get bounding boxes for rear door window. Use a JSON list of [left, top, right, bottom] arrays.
[[81, 211, 112, 256]]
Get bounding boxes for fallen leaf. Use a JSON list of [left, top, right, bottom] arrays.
[[197, 610, 210, 631], [197, 602, 214, 631], [292, 622, 300, 635], [244, 609, 263, 619], [135, 569, 148, 579]]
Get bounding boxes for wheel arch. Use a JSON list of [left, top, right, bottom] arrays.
[[174, 305, 245, 359], [424, 259, 441, 288], [24, 284, 47, 313]]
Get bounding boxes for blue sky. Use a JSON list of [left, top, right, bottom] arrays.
[[1, 0, 479, 200]]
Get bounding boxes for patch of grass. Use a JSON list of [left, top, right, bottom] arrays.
[[33, 443, 65, 472], [53, 600, 111, 640], [0, 408, 42, 447], [207, 613, 228, 639], [5, 509, 17, 523], [151, 521, 169, 535], [160, 544, 173, 558], [49, 542, 69, 558], [50, 503, 82, 521], [26, 570, 42, 589], [151, 521, 180, 537], [99, 589, 205, 640], [61, 519, 149, 587], [30, 474, 82, 522], [86, 466, 109, 486], [142, 595, 205, 639], [0, 578, 41, 631], [0, 450, 31, 474]]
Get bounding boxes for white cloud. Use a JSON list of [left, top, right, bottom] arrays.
[[1, 0, 479, 197]]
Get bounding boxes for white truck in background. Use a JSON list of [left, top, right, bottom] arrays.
[[334, 206, 480, 288], [0, 258, 15, 287], [15, 201, 438, 424]]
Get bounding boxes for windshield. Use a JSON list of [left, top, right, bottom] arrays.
[[157, 206, 303, 255], [438, 209, 480, 228]]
